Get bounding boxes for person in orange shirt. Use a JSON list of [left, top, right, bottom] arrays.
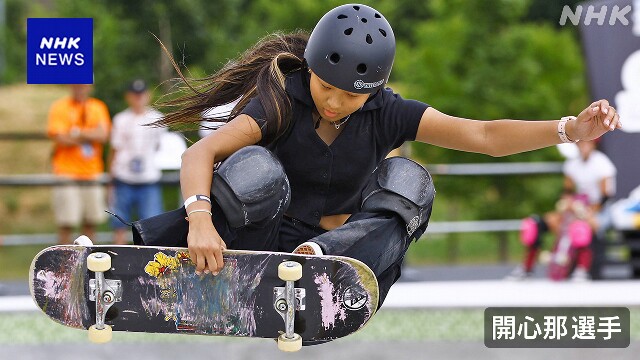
[[47, 84, 111, 244]]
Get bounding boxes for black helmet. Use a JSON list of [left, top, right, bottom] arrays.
[[304, 4, 395, 94]]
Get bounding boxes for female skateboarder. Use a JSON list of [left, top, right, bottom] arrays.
[[133, 4, 622, 308]]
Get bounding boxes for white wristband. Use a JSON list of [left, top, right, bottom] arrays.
[[184, 194, 211, 209], [558, 116, 578, 143]]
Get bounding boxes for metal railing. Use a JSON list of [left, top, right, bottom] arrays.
[[0, 162, 563, 186]]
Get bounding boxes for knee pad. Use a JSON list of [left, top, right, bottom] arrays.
[[520, 218, 539, 247], [360, 157, 435, 237], [569, 220, 592, 247], [520, 215, 547, 247], [212, 146, 290, 228]]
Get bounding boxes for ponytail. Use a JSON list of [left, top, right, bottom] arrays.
[[157, 31, 309, 144]]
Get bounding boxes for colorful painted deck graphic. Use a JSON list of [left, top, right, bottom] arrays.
[[30, 245, 378, 344]]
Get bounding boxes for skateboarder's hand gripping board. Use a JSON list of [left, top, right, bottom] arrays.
[[184, 202, 226, 276]]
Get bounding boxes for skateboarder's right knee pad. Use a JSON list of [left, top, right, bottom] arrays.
[[360, 157, 435, 237], [212, 146, 290, 228], [520, 215, 547, 248]]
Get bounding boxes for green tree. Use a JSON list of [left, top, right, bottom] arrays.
[[0, 0, 31, 83]]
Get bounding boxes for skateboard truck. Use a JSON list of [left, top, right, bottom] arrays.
[[86, 252, 121, 343], [275, 261, 304, 352], [273, 287, 306, 313]]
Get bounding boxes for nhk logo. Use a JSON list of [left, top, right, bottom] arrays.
[[27, 18, 93, 84], [36, 37, 85, 66]]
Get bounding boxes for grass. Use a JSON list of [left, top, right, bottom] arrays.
[[0, 309, 501, 344], [0, 308, 638, 344], [0, 244, 49, 280]]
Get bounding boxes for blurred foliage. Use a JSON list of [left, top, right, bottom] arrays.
[[393, 0, 587, 220], [1, 0, 590, 224], [525, 0, 584, 25]]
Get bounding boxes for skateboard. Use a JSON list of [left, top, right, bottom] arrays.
[[29, 236, 379, 351]]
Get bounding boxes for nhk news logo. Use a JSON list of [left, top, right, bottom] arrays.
[[27, 18, 93, 84]]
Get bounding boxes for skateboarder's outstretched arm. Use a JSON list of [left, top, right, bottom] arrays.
[[414, 99, 621, 156]]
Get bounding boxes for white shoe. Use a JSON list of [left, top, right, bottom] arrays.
[[504, 266, 532, 281], [571, 267, 591, 282], [293, 242, 323, 256]]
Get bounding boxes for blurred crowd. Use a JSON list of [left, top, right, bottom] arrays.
[[507, 138, 617, 282], [46, 81, 183, 245]]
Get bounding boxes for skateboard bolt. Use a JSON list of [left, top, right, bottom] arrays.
[[276, 299, 287, 312], [103, 291, 114, 303]]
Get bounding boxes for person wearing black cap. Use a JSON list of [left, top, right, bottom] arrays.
[[134, 4, 622, 316], [109, 79, 167, 244]]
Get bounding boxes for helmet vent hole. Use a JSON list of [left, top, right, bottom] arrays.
[[337, 14, 348, 19], [357, 63, 367, 75], [366, 34, 373, 44], [361, 18, 368, 23], [379, 29, 387, 37], [344, 28, 353, 36], [353, 5, 360, 11], [375, 13, 381, 18], [329, 53, 341, 64]]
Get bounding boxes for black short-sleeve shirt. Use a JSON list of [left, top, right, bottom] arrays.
[[241, 70, 429, 226]]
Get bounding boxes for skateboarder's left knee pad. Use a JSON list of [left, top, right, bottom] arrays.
[[212, 146, 291, 228], [360, 157, 435, 236]]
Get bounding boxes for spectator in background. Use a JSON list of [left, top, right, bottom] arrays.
[[47, 84, 110, 244], [508, 138, 616, 281], [109, 79, 167, 244]]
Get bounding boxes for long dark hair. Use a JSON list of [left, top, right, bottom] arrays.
[[156, 31, 309, 144]]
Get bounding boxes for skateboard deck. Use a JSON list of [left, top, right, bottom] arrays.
[[30, 244, 379, 348]]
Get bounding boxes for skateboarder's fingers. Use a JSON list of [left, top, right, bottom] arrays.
[[194, 251, 207, 275], [214, 244, 225, 274], [205, 248, 222, 275]]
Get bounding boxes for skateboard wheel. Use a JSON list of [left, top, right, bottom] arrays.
[[87, 252, 111, 272], [278, 261, 302, 281], [88, 324, 113, 343], [74, 235, 94, 246], [277, 333, 302, 352]]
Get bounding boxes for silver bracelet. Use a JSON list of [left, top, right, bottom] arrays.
[[187, 209, 213, 217], [558, 116, 578, 143]]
